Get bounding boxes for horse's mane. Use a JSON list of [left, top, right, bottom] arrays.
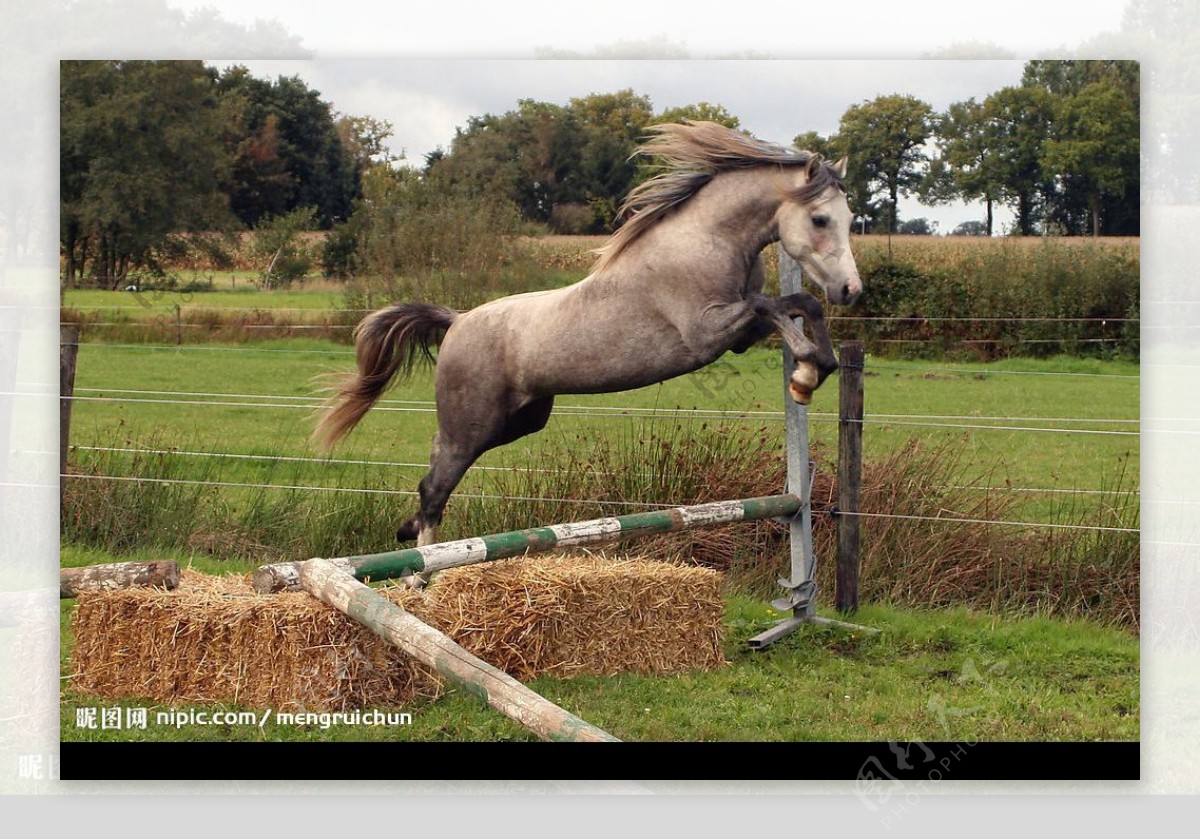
[[591, 120, 845, 274]]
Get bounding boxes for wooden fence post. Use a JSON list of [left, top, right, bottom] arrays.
[[836, 340, 864, 613], [60, 324, 80, 481]]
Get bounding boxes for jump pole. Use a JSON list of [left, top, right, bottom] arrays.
[[253, 495, 801, 593], [747, 246, 876, 648], [299, 558, 619, 742]]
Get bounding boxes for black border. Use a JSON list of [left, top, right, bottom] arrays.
[[60, 741, 1139, 781]]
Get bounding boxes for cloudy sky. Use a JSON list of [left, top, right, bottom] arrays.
[[215, 58, 1030, 232], [171, 0, 1132, 234]]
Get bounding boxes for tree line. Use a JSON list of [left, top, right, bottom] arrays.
[[60, 60, 389, 288], [59, 59, 1138, 288]]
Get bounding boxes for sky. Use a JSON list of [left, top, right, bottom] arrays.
[[214, 58, 1030, 233]]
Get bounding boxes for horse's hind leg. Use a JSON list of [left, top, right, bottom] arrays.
[[393, 433, 476, 587], [395, 396, 555, 586]]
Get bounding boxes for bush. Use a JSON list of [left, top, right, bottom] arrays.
[[252, 207, 317, 288], [832, 237, 1140, 360]]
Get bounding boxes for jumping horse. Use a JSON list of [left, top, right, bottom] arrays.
[[315, 121, 862, 567]]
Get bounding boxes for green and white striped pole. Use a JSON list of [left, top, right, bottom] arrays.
[[253, 494, 801, 593]]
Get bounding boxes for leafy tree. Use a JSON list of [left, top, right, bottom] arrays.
[[1042, 80, 1140, 236], [655, 102, 740, 129], [1022, 60, 1140, 235], [252, 206, 317, 288], [897, 217, 937, 235], [216, 66, 357, 228], [349, 165, 523, 290], [982, 85, 1056, 235], [833, 94, 935, 234], [951, 220, 989, 236], [429, 92, 658, 234], [933, 98, 1006, 235], [60, 60, 234, 288], [568, 90, 653, 231], [791, 130, 833, 158]]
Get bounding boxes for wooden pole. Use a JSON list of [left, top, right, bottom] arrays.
[[836, 340, 864, 613], [60, 560, 181, 598], [60, 324, 80, 481], [254, 494, 801, 593], [299, 559, 620, 743]]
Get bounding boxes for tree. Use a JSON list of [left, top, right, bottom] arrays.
[[429, 91, 660, 234], [1042, 80, 1140, 236], [569, 90, 654, 231], [897, 217, 937, 235], [934, 98, 1006, 235], [216, 66, 357, 228], [252, 206, 317, 288], [655, 102, 740, 129], [951, 220, 989, 236], [982, 85, 1056, 235], [60, 60, 234, 288], [791, 131, 833, 158], [833, 94, 935, 235], [1022, 60, 1140, 235]]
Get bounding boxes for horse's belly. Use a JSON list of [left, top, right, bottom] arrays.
[[448, 284, 718, 398]]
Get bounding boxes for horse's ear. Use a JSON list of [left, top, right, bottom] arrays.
[[833, 156, 848, 178], [805, 154, 823, 179]]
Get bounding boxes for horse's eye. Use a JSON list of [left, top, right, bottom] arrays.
[[812, 215, 830, 229]]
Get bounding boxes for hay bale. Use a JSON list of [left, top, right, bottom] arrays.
[[69, 555, 725, 711], [70, 570, 441, 711], [432, 555, 726, 680]]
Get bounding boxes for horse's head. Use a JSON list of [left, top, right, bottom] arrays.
[[776, 155, 862, 306]]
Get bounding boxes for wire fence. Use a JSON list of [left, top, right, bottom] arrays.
[[64, 386, 1139, 437], [73, 444, 1142, 499], [61, 333, 1141, 537]]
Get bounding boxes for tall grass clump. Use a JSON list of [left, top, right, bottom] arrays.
[[62, 425, 1138, 629], [62, 442, 220, 552]]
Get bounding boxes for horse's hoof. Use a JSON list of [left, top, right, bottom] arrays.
[[399, 573, 430, 591], [788, 365, 818, 404], [395, 521, 419, 543]]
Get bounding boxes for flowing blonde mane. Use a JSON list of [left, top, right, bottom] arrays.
[[591, 121, 844, 274]]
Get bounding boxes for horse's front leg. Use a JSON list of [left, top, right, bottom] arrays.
[[751, 292, 838, 404]]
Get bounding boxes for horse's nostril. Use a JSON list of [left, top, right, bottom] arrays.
[[842, 284, 850, 302]]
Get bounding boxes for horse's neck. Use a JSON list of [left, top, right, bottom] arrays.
[[615, 168, 783, 280]]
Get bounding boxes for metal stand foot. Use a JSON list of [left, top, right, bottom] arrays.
[[748, 610, 880, 651]]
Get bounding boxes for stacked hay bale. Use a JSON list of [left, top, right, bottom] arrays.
[[70, 554, 725, 712]]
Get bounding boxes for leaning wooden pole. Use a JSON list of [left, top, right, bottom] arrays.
[[255, 494, 801, 593], [836, 341, 864, 613], [299, 558, 619, 743]]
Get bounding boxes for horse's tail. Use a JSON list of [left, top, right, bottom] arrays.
[[313, 302, 457, 450]]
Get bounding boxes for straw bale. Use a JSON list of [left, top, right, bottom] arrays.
[[432, 554, 726, 679], [70, 570, 442, 712], [70, 556, 725, 712]]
